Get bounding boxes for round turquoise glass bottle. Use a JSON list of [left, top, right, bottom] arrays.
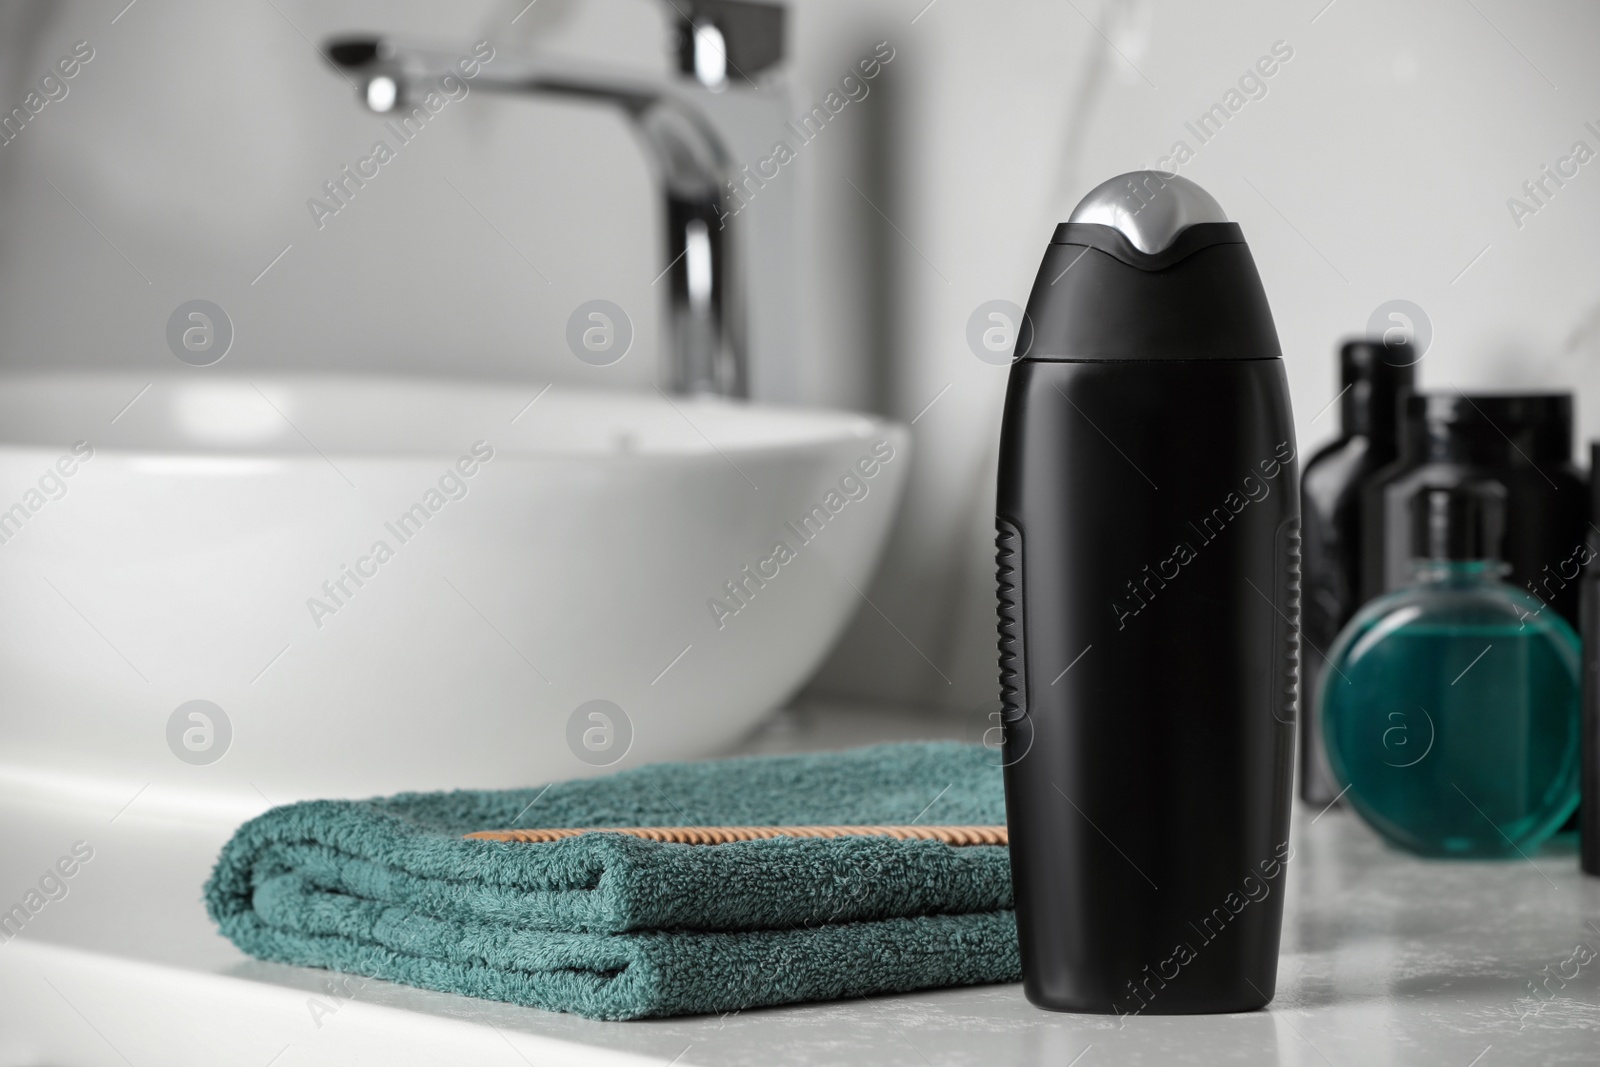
[[1320, 483, 1581, 857]]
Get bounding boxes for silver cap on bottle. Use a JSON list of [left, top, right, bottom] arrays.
[[1067, 171, 1228, 255]]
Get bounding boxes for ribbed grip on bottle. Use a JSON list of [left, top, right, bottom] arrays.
[[1272, 517, 1302, 724], [996, 517, 1026, 723]]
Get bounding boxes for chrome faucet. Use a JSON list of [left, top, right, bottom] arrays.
[[326, 3, 785, 398]]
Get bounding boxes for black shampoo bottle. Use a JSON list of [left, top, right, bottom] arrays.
[[997, 171, 1299, 1014]]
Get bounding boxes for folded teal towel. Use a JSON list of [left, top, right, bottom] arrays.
[[205, 741, 1019, 1019]]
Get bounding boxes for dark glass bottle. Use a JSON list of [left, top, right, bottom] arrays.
[[1325, 483, 1580, 857], [1299, 339, 1415, 806]]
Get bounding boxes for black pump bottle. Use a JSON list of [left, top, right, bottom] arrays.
[[997, 172, 1299, 1015]]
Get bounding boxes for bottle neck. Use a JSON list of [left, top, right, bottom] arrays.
[[1342, 377, 1404, 444], [1407, 559, 1508, 585]]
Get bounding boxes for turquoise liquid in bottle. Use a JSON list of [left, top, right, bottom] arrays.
[[1320, 486, 1581, 858]]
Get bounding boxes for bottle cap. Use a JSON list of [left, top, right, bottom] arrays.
[[1409, 482, 1506, 561], [1020, 172, 1281, 362], [1339, 339, 1415, 439], [1066, 172, 1228, 254], [1401, 393, 1572, 465]]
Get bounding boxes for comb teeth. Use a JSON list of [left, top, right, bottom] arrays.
[[465, 825, 1010, 846]]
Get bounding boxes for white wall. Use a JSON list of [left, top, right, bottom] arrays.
[[2, 0, 1597, 714]]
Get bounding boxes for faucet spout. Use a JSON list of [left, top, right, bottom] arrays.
[[326, 36, 746, 398]]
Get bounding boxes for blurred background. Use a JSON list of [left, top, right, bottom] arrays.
[[1, 0, 1597, 719]]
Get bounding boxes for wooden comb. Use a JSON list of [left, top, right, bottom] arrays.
[[464, 825, 1009, 846]]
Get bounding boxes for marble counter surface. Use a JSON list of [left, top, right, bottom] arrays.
[[2, 703, 1597, 1066]]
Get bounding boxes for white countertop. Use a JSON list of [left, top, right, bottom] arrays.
[[2, 704, 1598, 1066]]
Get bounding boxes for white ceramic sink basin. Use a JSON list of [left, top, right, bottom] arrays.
[[0, 374, 907, 805]]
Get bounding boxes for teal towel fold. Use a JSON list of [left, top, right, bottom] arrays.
[[205, 741, 1020, 1019]]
